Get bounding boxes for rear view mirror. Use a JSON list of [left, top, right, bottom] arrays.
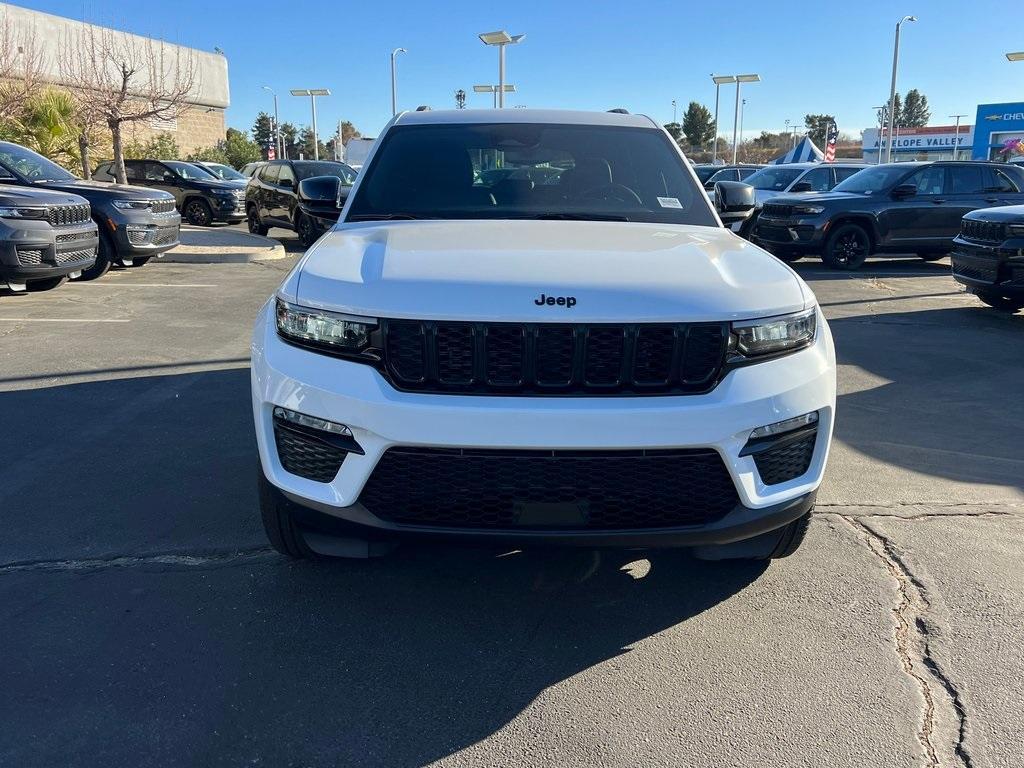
[[297, 175, 342, 208], [713, 181, 755, 224], [892, 183, 917, 199], [790, 181, 813, 193]]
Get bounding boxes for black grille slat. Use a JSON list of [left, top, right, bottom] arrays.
[[274, 425, 347, 482], [46, 203, 91, 227], [754, 433, 816, 486], [960, 219, 1005, 244], [381, 320, 728, 396], [360, 447, 740, 530], [761, 203, 793, 218]]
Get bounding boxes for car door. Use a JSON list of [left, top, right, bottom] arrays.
[[943, 165, 992, 240], [257, 163, 280, 222], [881, 165, 948, 249], [274, 163, 297, 225], [797, 166, 831, 193], [983, 166, 1022, 207], [143, 162, 186, 207]]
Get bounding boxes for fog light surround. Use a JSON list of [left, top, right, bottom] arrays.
[[273, 406, 352, 436], [748, 411, 818, 441]]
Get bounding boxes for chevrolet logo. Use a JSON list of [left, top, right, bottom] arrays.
[[985, 115, 1002, 121]]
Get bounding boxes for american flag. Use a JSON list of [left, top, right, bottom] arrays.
[[824, 121, 839, 163]]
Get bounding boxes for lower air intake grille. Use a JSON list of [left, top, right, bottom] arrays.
[[358, 447, 740, 529], [55, 248, 95, 265], [754, 432, 816, 485], [382, 320, 729, 396], [17, 249, 43, 265], [274, 423, 348, 482]]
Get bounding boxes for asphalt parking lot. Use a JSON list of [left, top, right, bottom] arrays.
[[1, 234, 1022, 768]]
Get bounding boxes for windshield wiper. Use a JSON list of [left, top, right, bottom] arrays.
[[346, 213, 430, 221], [524, 212, 631, 222]]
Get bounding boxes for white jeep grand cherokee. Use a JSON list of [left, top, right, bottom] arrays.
[[251, 109, 836, 561]]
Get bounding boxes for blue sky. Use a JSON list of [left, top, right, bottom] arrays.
[[12, 0, 1024, 141]]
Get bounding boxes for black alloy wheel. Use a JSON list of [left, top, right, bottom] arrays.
[[184, 199, 213, 227], [296, 213, 318, 248], [248, 206, 268, 236], [824, 224, 871, 270]]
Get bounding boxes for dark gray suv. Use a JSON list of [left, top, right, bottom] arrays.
[[0, 184, 98, 293]]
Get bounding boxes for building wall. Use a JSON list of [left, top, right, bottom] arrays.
[[123, 106, 227, 155], [971, 103, 1024, 160]]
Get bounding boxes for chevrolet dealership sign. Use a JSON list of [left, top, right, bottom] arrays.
[[862, 125, 974, 153]]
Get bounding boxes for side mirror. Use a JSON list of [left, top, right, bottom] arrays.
[[279, 177, 295, 189], [297, 175, 342, 208], [892, 183, 917, 199], [790, 181, 813, 193], [714, 181, 755, 224]]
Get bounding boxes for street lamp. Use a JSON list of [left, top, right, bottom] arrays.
[[739, 98, 747, 153], [710, 75, 736, 163], [672, 99, 677, 124], [261, 86, 280, 160], [1007, 51, 1024, 61], [290, 88, 330, 160], [478, 30, 525, 108], [949, 113, 968, 160], [390, 47, 406, 117], [473, 84, 516, 109], [732, 74, 759, 163], [885, 15, 917, 163]]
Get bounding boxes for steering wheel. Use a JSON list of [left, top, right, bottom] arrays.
[[580, 183, 644, 206]]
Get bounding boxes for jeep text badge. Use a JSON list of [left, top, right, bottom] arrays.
[[534, 293, 577, 308]]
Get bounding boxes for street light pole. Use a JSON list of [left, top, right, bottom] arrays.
[[290, 89, 330, 162], [390, 47, 406, 117], [949, 114, 967, 160], [479, 31, 525, 108], [739, 98, 746, 154], [711, 75, 736, 164], [885, 15, 917, 163], [732, 74, 759, 164], [672, 99, 677, 124], [262, 86, 280, 159]]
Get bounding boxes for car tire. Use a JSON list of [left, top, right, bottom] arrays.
[[26, 275, 68, 292], [73, 232, 114, 281], [258, 466, 316, 559], [184, 198, 213, 227], [296, 212, 318, 248], [823, 223, 871, 270], [692, 512, 812, 561], [247, 205, 268, 236], [974, 290, 1024, 312], [126, 256, 152, 268], [918, 253, 945, 262]]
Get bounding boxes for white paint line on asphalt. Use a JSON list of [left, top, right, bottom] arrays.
[[0, 317, 129, 323], [63, 283, 218, 288]]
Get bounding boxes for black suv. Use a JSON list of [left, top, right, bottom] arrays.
[[0, 184, 98, 293], [94, 159, 246, 227], [0, 142, 180, 280], [246, 160, 356, 246], [752, 161, 1024, 269], [951, 206, 1024, 312]]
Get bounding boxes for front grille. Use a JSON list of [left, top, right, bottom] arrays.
[[761, 203, 793, 218], [126, 226, 178, 246], [952, 251, 1000, 284], [754, 433, 816, 485], [55, 248, 95, 265], [46, 203, 91, 227], [152, 227, 178, 246], [756, 224, 793, 242], [359, 447, 740, 530], [960, 218, 1005, 244], [17, 249, 43, 265], [150, 199, 176, 214], [382, 320, 729, 396], [274, 423, 348, 482], [55, 230, 92, 244]]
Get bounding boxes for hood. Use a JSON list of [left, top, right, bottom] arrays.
[[963, 204, 1024, 223], [291, 220, 810, 323], [0, 183, 87, 206], [196, 178, 246, 191], [753, 188, 785, 207], [37, 178, 175, 202]]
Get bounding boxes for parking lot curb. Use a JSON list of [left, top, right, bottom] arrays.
[[161, 225, 288, 264]]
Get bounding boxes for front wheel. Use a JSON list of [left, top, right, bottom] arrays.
[[823, 223, 871, 270], [184, 199, 213, 227], [258, 467, 316, 559], [247, 206, 268, 236], [27, 275, 68, 292], [975, 290, 1024, 312], [73, 233, 113, 281], [296, 212, 319, 248], [692, 512, 812, 561], [126, 256, 152, 268]]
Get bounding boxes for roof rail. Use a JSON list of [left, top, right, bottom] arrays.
[[607, 108, 629, 114]]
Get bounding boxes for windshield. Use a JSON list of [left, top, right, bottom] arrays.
[[166, 161, 217, 180], [0, 141, 77, 182], [202, 163, 245, 180], [295, 162, 356, 184], [743, 166, 803, 191], [346, 123, 717, 226], [833, 164, 911, 195]]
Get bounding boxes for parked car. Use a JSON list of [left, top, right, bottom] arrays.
[[191, 161, 247, 182], [251, 108, 836, 563], [240, 162, 267, 178], [245, 159, 356, 246], [0, 184, 98, 293], [753, 161, 1024, 269], [0, 141, 180, 280], [951, 206, 1024, 312], [94, 159, 246, 227], [703, 164, 763, 189], [691, 164, 723, 185]]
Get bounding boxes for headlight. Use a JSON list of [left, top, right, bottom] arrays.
[[731, 308, 816, 357], [275, 298, 376, 351], [111, 199, 153, 210], [0, 205, 47, 219], [792, 204, 825, 215]]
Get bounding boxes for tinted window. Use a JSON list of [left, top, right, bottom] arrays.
[[834, 164, 913, 195], [294, 161, 356, 183], [706, 169, 738, 184], [259, 164, 280, 184], [800, 167, 831, 191], [989, 168, 1019, 193], [348, 123, 717, 226], [0, 141, 77, 181], [278, 163, 296, 187], [693, 166, 718, 183], [834, 167, 863, 183], [738, 168, 758, 180], [165, 161, 216, 180], [905, 166, 946, 195], [743, 166, 803, 191], [141, 162, 171, 182], [948, 166, 986, 194]]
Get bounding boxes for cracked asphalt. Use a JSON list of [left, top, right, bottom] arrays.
[[1, 240, 1023, 768]]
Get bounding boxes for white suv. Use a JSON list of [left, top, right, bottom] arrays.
[[251, 109, 836, 561]]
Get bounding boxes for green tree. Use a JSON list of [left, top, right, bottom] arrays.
[[123, 133, 181, 160], [222, 127, 260, 167], [252, 112, 275, 151], [681, 101, 715, 149], [279, 122, 300, 159], [901, 89, 930, 127], [6, 88, 79, 169], [663, 122, 682, 142], [804, 114, 836, 147]]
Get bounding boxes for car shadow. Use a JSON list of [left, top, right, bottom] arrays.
[[787, 256, 952, 280]]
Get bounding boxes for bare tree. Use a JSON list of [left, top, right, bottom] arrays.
[[59, 24, 197, 184], [0, 13, 46, 117]]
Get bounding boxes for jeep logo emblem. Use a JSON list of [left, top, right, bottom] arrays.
[[534, 293, 577, 308]]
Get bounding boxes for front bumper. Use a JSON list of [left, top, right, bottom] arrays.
[[251, 303, 836, 545], [211, 196, 247, 222], [753, 215, 828, 254], [952, 236, 1024, 296], [0, 220, 98, 283], [104, 209, 182, 256]]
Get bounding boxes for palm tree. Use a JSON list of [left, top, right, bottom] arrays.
[[14, 88, 80, 168]]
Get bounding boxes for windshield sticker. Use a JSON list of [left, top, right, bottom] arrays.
[[657, 197, 682, 209]]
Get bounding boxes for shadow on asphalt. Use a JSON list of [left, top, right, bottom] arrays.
[[788, 256, 951, 280]]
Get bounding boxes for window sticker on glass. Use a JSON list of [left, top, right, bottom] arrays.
[[657, 196, 682, 209]]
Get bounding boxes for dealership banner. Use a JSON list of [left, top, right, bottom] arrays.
[[863, 125, 974, 153]]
